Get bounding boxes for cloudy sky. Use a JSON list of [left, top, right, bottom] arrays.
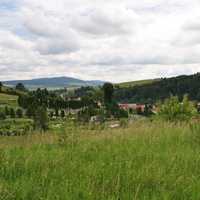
[[0, 0, 200, 82]]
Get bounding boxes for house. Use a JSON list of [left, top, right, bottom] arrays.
[[90, 116, 99, 122], [119, 103, 146, 113]]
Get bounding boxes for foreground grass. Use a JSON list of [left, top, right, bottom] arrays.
[[0, 121, 200, 199]]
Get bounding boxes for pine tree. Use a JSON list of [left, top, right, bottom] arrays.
[[61, 110, 65, 118], [0, 111, 6, 120], [26, 106, 35, 118], [16, 108, 23, 118], [34, 106, 48, 131], [0, 82, 2, 92], [10, 108, 15, 118], [4, 106, 10, 116]]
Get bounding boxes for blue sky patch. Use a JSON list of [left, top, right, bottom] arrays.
[[0, 0, 19, 11]]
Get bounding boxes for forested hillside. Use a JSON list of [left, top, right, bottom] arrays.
[[115, 73, 200, 103], [3, 76, 104, 89], [116, 79, 160, 88]]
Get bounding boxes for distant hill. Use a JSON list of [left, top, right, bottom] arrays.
[[114, 73, 200, 103], [2, 76, 105, 89], [116, 79, 160, 88]]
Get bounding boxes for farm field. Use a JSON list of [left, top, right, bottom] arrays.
[[1, 121, 200, 200], [0, 93, 18, 107]]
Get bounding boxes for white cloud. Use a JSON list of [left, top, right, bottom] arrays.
[[0, 0, 200, 82], [22, 7, 80, 55], [71, 6, 140, 37]]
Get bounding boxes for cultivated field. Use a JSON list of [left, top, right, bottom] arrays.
[[0, 93, 18, 107], [1, 120, 200, 199]]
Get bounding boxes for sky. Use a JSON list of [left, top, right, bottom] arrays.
[[0, 0, 200, 82]]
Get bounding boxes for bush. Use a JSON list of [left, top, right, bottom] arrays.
[[159, 95, 197, 121], [0, 118, 34, 136], [105, 102, 128, 119], [26, 106, 35, 118], [61, 110, 65, 118], [113, 109, 128, 119], [10, 108, 15, 118], [4, 106, 10, 116], [120, 118, 128, 128], [34, 106, 48, 131], [16, 108, 23, 118], [0, 111, 6, 120]]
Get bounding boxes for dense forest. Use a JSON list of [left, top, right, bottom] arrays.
[[114, 73, 200, 103]]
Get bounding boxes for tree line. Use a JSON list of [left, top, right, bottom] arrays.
[[114, 73, 200, 103]]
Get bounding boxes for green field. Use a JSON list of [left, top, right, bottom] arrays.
[[1, 121, 200, 199], [0, 118, 34, 136], [0, 93, 18, 107], [116, 79, 160, 88]]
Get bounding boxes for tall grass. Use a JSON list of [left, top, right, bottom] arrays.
[[0, 121, 200, 199]]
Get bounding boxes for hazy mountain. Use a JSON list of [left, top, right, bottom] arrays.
[[2, 76, 105, 89]]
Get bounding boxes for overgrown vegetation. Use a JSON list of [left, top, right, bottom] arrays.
[[2, 77, 200, 199], [0, 93, 18, 107], [0, 118, 33, 136], [1, 121, 200, 199], [159, 95, 197, 121]]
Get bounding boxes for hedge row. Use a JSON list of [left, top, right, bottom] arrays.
[[0, 118, 34, 136]]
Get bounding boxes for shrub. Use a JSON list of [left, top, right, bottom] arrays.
[[0, 111, 6, 120], [26, 106, 35, 118], [49, 111, 54, 118], [10, 108, 15, 118], [16, 108, 23, 118], [55, 109, 59, 117], [159, 95, 197, 121], [61, 110, 65, 118], [105, 102, 128, 119], [4, 106, 10, 116], [0, 118, 34, 136], [143, 104, 153, 116], [116, 109, 128, 119], [120, 118, 128, 128], [34, 106, 48, 131]]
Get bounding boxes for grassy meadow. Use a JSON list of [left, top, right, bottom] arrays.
[[0, 93, 18, 107], [1, 120, 200, 199]]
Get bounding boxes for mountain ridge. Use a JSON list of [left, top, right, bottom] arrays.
[[2, 76, 105, 89]]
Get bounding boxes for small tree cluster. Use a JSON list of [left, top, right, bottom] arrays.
[[0, 82, 3, 92], [34, 106, 48, 131], [102, 83, 128, 119], [0, 107, 23, 119], [159, 95, 197, 121], [15, 83, 26, 91], [0, 111, 6, 120]]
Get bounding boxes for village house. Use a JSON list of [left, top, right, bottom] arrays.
[[119, 103, 146, 113]]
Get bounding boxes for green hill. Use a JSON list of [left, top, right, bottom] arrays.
[[114, 73, 200, 103], [116, 79, 160, 88], [0, 85, 21, 107], [0, 93, 18, 107]]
